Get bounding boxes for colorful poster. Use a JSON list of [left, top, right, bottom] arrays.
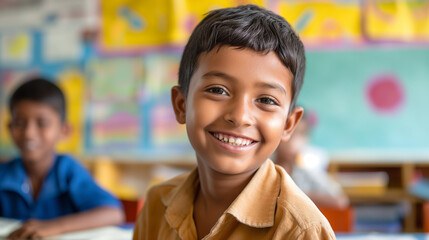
[[86, 102, 142, 153], [101, 0, 188, 50], [299, 48, 429, 154], [143, 53, 181, 98], [0, 71, 31, 157], [149, 99, 189, 151], [56, 70, 85, 155], [0, 32, 32, 66], [100, 0, 266, 53], [363, 0, 429, 42], [183, 0, 266, 34], [278, 1, 361, 46], [86, 58, 144, 101], [85, 57, 145, 154]]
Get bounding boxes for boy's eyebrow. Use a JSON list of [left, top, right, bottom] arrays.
[[255, 82, 287, 96], [202, 71, 287, 95], [202, 71, 235, 81]]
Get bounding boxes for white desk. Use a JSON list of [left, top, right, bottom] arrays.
[[337, 233, 429, 240], [0, 217, 133, 240]]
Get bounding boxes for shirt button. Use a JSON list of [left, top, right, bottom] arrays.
[[22, 183, 30, 193]]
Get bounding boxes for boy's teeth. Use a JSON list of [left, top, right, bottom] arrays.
[[24, 142, 37, 150], [213, 133, 252, 146]]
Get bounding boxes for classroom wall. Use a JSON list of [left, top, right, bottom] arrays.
[[302, 47, 429, 157], [0, 0, 428, 161]]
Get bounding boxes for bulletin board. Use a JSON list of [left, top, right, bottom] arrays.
[[0, 39, 193, 159], [1, 0, 429, 161], [300, 47, 429, 155]]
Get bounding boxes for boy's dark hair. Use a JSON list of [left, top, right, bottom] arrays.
[[178, 4, 306, 110], [9, 77, 66, 121]]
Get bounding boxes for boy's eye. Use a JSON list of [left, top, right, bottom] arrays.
[[206, 87, 228, 95], [37, 120, 49, 128], [12, 120, 26, 128], [257, 97, 279, 106]]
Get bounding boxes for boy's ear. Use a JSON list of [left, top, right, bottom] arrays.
[[60, 123, 72, 140], [7, 121, 12, 135], [281, 107, 304, 141], [171, 86, 186, 124]]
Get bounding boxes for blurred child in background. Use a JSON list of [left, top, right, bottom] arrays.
[[275, 110, 349, 209], [0, 77, 124, 239]]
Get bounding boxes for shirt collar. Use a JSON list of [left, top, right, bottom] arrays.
[[226, 160, 279, 228], [161, 159, 279, 230], [0, 155, 66, 203], [0, 158, 28, 192], [161, 169, 198, 228]]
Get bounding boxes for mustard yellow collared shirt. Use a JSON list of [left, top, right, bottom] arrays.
[[133, 160, 336, 240]]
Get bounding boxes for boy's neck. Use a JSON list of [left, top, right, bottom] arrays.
[[193, 163, 257, 239], [23, 153, 56, 199], [23, 153, 56, 179], [196, 165, 255, 205]]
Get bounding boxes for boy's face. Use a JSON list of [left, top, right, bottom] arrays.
[[172, 46, 303, 175], [8, 100, 68, 164]]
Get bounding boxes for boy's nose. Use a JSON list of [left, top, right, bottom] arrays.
[[223, 97, 255, 127], [23, 121, 38, 138]]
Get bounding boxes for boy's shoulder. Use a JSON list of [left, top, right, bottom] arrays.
[[0, 158, 20, 178], [147, 169, 195, 196], [55, 154, 87, 171], [52, 155, 96, 186], [275, 165, 333, 235], [145, 169, 196, 208]]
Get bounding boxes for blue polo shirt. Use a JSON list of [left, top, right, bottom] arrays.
[[0, 154, 122, 220]]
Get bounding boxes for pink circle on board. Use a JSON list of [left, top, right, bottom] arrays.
[[365, 73, 405, 113]]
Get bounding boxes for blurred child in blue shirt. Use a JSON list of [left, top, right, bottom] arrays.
[[0, 77, 124, 239]]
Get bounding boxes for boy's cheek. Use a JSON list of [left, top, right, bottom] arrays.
[[266, 115, 288, 135]]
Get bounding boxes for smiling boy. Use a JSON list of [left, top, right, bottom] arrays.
[[1, 77, 124, 239], [133, 4, 335, 240]]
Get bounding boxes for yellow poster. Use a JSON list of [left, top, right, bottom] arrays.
[[279, 1, 361, 45], [0, 107, 14, 155], [0, 32, 32, 65], [101, 0, 188, 50], [364, 0, 429, 41], [56, 70, 85, 155], [183, 0, 266, 34], [101, 0, 266, 51], [0, 71, 29, 157]]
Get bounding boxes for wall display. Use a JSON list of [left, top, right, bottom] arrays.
[[0, 71, 30, 156], [100, 0, 265, 53], [0, 32, 33, 66], [278, 0, 362, 46], [300, 47, 429, 155], [56, 70, 86, 154], [363, 0, 429, 42], [1, 0, 428, 161]]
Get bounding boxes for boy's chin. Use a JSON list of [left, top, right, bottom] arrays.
[[20, 151, 45, 163], [207, 160, 264, 176], [20, 155, 40, 163]]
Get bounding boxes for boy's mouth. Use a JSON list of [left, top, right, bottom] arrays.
[[22, 141, 38, 151], [210, 132, 256, 147]]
